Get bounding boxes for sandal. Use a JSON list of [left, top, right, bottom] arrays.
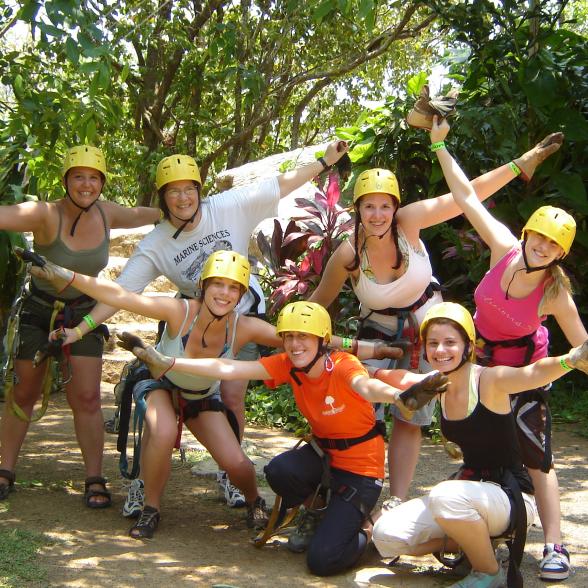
[[0, 469, 15, 500], [84, 476, 112, 509], [129, 506, 160, 539]]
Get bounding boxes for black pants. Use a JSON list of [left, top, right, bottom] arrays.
[[264, 443, 382, 576]]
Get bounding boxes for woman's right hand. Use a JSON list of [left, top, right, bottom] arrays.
[[430, 115, 450, 145], [24, 255, 74, 291], [49, 327, 82, 346]]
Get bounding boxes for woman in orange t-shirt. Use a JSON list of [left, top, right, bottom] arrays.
[[119, 301, 447, 576]]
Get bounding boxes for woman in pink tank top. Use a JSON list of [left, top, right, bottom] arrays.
[[447, 127, 585, 581]]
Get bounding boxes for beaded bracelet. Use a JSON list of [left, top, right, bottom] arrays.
[[560, 357, 574, 371], [83, 314, 98, 330], [430, 141, 446, 152], [508, 161, 522, 176], [74, 326, 83, 341], [318, 156, 330, 171]]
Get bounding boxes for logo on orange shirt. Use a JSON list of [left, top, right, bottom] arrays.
[[322, 394, 346, 416]]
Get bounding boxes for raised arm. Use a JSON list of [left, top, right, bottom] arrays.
[[430, 118, 516, 256], [397, 130, 564, 236], [277, 140, 349, 199]]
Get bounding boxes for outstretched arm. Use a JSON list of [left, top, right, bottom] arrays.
[[118, 333, 271, 381], [103, 201, 161, 228], [277, 140, 349, 198], [26, 255, 181, 326], [490, 341, 588, 399], [431, 118, 516, 256]]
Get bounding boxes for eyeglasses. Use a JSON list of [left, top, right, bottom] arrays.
[[165, 187, 199, 199]]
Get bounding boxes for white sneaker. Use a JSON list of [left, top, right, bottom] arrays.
[[216, 471, 246, 508], [540, 543, 570, 581], [122, 479, 144, 519]]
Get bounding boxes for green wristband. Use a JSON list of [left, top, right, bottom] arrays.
[[508, 161, 522, 176], [83, 314, 98, 330], [430, 141, 446, 152], [560, 357, 574, 371], [342, 337, 352, 350]]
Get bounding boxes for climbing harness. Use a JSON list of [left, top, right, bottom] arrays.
[[2, 257, 71, 422]]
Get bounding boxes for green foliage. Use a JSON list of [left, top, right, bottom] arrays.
[[245, 382, 309, 436], [0, 528, 49, 587]]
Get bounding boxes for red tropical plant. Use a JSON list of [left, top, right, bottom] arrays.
[[257, 170, 354, 316]]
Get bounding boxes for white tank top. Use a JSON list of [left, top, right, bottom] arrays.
[[349, 227, 437, 329], [157, 299, 239, 395]]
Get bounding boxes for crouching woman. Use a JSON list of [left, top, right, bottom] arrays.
[[118, 301, 448, 576], [372, 302, 588, 588]]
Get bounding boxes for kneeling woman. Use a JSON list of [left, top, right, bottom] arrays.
[[116, 301, 448, 576], [372, 302, 587, 588]]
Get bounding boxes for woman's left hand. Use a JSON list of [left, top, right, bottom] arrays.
[[567, 341, 588, 374], [430, 115, 450, 144]]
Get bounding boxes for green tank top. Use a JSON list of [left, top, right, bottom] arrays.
[[32, 202, 110, 300]]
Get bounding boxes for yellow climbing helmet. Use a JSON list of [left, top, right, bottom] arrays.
[[200, 250, 250, 290], [353, 168, 401, 205], [521, 206, 576, 256], [276, 302, 332, 343], [420, 302, 476, 361], [156, 154, 201, 190], [62, 145, 107, 177]]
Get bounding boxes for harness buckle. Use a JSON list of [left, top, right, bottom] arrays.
[[337, 484, 358, 502]]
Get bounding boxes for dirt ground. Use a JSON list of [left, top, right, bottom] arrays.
[[1, 387, 586, 588]]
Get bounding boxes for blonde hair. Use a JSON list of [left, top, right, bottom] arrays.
[[539, 265, 573, 315]]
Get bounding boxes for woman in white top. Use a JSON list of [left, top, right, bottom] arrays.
[[310, 130, 563, 506]]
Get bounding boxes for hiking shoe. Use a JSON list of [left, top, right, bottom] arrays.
[[381, 495, 403, 512], [217, 470, 246, 508], [129, 506, 160, 540], [287, 508, 322, 553], [246, 496, 271, 529], [540, 543, 570, 581], [122, 479, 144, 519], [406, 84, 459, 130], [449, 567, 506, 587]]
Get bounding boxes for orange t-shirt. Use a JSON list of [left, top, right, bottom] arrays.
[[259, 351, 384, 479]]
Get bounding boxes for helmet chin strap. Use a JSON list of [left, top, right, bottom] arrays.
[[289, 339, 327, 385], [171, 203, 200, 240], [521, 237, 560, 273], [65, 191, 101, 236]]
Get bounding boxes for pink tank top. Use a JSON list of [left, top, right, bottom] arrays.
[[473, 245, 548, 366]]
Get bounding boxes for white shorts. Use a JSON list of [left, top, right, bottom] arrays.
[[373, 479, 537, 558]]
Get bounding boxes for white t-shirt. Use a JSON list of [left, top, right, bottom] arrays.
[[117, 177, 280, 313]]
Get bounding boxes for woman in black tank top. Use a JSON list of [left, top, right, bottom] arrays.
[[372, 301, 588, 588]]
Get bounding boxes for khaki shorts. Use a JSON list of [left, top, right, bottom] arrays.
[[16, 295, 104, 360]]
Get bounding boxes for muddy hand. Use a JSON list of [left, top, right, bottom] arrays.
[[13, 246, 47, 267], [567, 341, 588, 375], [399, 370, 448, 410], [373, 340, 403, 360], [23, 254, 74, 291], [117, 332, 174, 379], [33, 329, 66, 367]]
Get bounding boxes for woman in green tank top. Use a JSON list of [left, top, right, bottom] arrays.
[[0, 145, 160, 508]]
